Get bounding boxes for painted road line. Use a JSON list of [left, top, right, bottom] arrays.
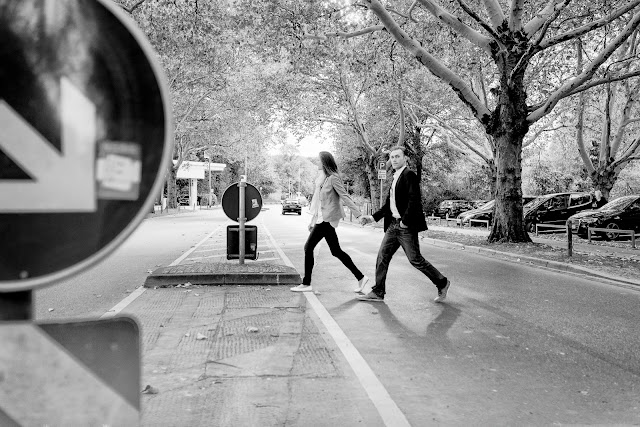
[[101, 226, 221, 318], [261, 224, 410, 427], [169, 226, 220, 266], [100, 286, 146, 319]]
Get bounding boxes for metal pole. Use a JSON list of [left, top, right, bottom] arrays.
[[0, 290, 33, 321], [208, 158, 211, 208], [566, 220, 573, 257], [238, 177, 246, 265], [379, 179, 383, 210]]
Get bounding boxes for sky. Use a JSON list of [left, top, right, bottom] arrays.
[[297, 134, 334, 157]]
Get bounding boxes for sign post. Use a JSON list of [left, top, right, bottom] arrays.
[[378, 160, 387, 208], [238, 176, 247, 264]]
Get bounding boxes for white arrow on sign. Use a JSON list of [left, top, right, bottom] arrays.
[[0, 78, 96, 212]]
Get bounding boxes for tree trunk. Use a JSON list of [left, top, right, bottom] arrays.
[[166, 167, 178, 209], [489, 133, 530, 242], [366, 156, 383, 210], [487, 55, 531, 242], [591, 166, 617, 202]]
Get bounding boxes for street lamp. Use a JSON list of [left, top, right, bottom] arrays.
[[203, 153, 211, 208]]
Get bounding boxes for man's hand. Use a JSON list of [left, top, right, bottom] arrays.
[[399, 221, 408, 229], [360, 215, 374, 226], [308, 224, 314, 232]]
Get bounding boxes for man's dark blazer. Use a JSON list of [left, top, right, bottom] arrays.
[[372, 167, 428, 232]]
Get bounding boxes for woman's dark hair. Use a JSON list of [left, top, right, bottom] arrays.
[[318, 151, 339, 176]]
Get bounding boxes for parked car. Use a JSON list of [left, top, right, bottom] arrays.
[[282, 199, 302, 215], [435, 200, 473, 218], [471, 200, 488, 208], [457, 196, 537, 226], [457, 200, 494, 226], [523, 192, 593, 232], [568, 195, 640, 240]]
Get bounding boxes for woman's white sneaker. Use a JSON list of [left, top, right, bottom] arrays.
[[291, 284, 313, 292], [354, 275, 370, 293]]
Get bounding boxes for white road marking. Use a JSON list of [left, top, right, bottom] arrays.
[[169, 227, 220, 266], [261, 224, 411, 427], [101, 226, 221, 318], [100, 286, 146, 319]]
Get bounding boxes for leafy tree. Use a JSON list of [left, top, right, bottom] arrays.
[[308, 0, 640, 242]]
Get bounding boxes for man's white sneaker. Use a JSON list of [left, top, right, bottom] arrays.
[[434, 279, 451, 303], [354, 275, 370, 293], [290, 284, 312, 292]]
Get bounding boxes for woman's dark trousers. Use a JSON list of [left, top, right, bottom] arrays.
[[302, 221, 364, 286]]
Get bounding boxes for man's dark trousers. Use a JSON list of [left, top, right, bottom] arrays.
[[372, 218, 446, 297]]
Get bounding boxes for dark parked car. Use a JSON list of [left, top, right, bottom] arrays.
[[457, 196, 537, 226], [524, 192, 593, 232], [436, 200, 473, 218], [568, 195, 640, 240], [282, 199, 302, 215]]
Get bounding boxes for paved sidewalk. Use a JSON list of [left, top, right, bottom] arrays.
[[122, 225, 384, 426]]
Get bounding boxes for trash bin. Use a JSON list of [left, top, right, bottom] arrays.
[[226, 225, 258, 260]]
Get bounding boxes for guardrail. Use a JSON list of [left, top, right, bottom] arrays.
[[587, 227, 637, 248], [534, 223, 567, 236]]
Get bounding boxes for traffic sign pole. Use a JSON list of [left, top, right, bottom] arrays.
[[0, 290, 32, 321], [238, 178, 247, 264]]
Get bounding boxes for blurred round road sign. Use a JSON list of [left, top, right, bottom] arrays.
[[0, 0, 173, 291], [221, 183, 263, 222]]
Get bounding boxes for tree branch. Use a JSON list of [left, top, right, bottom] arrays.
[[481, 0, 506, 29], [508, 0, 525, 31], [528, 11, 640, 123], [455, 0, 503, 42], [366, 0, 492, 125], [538, 1, 640, 50], [564, 69, 640, 98], [523, 0, 571, 37], [304, 25, 385, 41], [413, 0, 494, 53]]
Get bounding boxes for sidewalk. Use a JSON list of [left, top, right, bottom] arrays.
[[121, 225, 384, 426]]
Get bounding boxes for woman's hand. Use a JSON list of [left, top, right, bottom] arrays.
[[308, 224, 314, 232]]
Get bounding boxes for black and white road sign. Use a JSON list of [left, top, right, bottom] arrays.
[[0, 318, 140, 426], [0, 0, 173, 290]]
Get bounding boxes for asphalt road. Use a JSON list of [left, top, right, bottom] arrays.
[[33, 205, 640, 424], [266, 206, 640, 425], [34, 207, 229, 320]]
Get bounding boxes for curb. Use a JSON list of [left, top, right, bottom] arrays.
[[421, 237, 640, 288]]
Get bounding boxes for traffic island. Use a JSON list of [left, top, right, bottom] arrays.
[[144, 262, 301, 288]]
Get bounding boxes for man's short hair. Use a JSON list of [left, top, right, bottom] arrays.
[[388, 145, 406, 156]]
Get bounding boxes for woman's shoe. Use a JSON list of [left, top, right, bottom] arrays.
[[290, 284, 313, 292], [354, 275, 370, 293]]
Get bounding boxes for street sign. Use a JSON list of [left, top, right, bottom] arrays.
[[378, 170, 387, 180], [0, 317, 140, 426], [221, 182, 263, 222], [379, 161, 386, 170], [0, 0, 173, 291]]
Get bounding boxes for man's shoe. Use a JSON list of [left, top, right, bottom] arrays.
[[354, 275, 370, 293], [290, 284, 312, 292], [357, 291, 384, 302], [434, 279, 450, 303]]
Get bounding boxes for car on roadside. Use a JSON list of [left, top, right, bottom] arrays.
[[435, 200, 473, 218], [457, 196, 538, 226], [568, 195, 640, 240], [282, 199, 302, 215], [523, 192, 593, 232]]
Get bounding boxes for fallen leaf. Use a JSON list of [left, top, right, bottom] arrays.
[[48, 308, 54, 312], [185, 332, 191, 337], [246, 327, 259, 333], [196, 333, 207, 340], [141, 385, 159, 394]]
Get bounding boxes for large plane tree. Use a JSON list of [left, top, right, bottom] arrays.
[[308, 0, 640, 242]]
